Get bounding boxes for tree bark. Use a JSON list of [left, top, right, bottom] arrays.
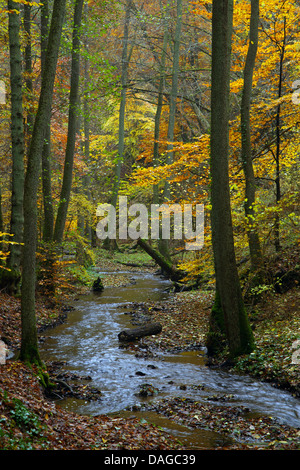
[[241, 0, 262, 272], [210, 0, 254, 358], [6, 0, 25, 286], [159, 0, 182, 259], [111, 0, 133, 212], [274, 17, 286, 253], [163, 0, 182, 199], [82, 2, 92, 242], [24, 4, 34, 145], [137, 238, 185, 281], [152, 0, 169, 205], [20, 0, 66, 364], [41, 0, 55, 242], [53, 0, 84, 243], [118, 322, 162, 342]]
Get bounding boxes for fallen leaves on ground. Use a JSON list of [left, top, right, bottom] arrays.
[[126, 290, 214, 353], [0, 361, 182, 450], [142, 397, 300, 450]]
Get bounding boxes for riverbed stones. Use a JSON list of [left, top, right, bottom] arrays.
[[137, 383, 159, 397]]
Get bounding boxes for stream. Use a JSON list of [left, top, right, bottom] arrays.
[[40, 271, 300, 449]]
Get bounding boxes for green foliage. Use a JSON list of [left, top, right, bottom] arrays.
[[90, 95, 156, 177], [0, 396, 48, 450], [9, 398, 43, 437], [96, 247, 153, 266], [68, 264, 98, 286], [250, 283, 275, 298], [234, 318, 300, 387]]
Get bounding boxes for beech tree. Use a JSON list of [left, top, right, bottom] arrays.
[[5, 0, 25, 292], [41, 0, 55, 243], [110, 0, 133, 214], [54, 0, 85, 243], [209, 0, 255, 357], [152, 1, 169, 206], [20, 0, 66, 364], [241, 0, 262, 273]]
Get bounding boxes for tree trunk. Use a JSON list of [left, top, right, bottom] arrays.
[[41, 0, 55, 242], [152, 0, 169, 205], [6, 0, 25, 289], [206, 286, 226, 356], [20, 0, 66, 364], [82, 2, 92, 242], [102, 0, 133, 251], [137, 238, 184, 281], [210, 0, 254, 358], [24, 4, 34, 145], [241, 0, 262, 272], [118, 322, 162, 342], [159, 0, 182, 260], [274, 17, 286, 253], [111, 0, 132, 212], [164, 0, 182, 189], [53, 0, 84, 243]]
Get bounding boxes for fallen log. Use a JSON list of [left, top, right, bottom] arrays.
[[118, 322, 162, 342], [137, 239, 185, 282]]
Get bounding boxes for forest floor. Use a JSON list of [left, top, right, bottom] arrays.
[[0, 248, 299, 451]]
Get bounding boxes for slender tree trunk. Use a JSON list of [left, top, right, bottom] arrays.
[[152, 1, 169, 205], [159, 0, 182, 260], [241, 0, 262, 272], [6, 0, 25, 290], [274, 17, 286, 253], [41, 0, 55, 242], [82, 2, 92, 242], [210, 0, 254, 358], [53, 0, 84, 243], [111, 0, 133, 212], [20, 0, 66, 364], [151, 2, 170, 258], [101, 0, 132, 250], [163, 0, 182, 201], [24, 4, 34, 146]]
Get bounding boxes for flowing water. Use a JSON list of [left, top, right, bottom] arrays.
[[40, 271, 300, 448]]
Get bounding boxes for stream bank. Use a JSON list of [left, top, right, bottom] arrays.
[[0, 254, 299, 450], [38, 266, 300, 450]]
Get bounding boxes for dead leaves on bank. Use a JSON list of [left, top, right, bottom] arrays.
[[0, 361, 181, 450], [143, 397, 300, 450]]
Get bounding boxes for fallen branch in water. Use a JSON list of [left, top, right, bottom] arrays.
[[118, 322, 162, 342]]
